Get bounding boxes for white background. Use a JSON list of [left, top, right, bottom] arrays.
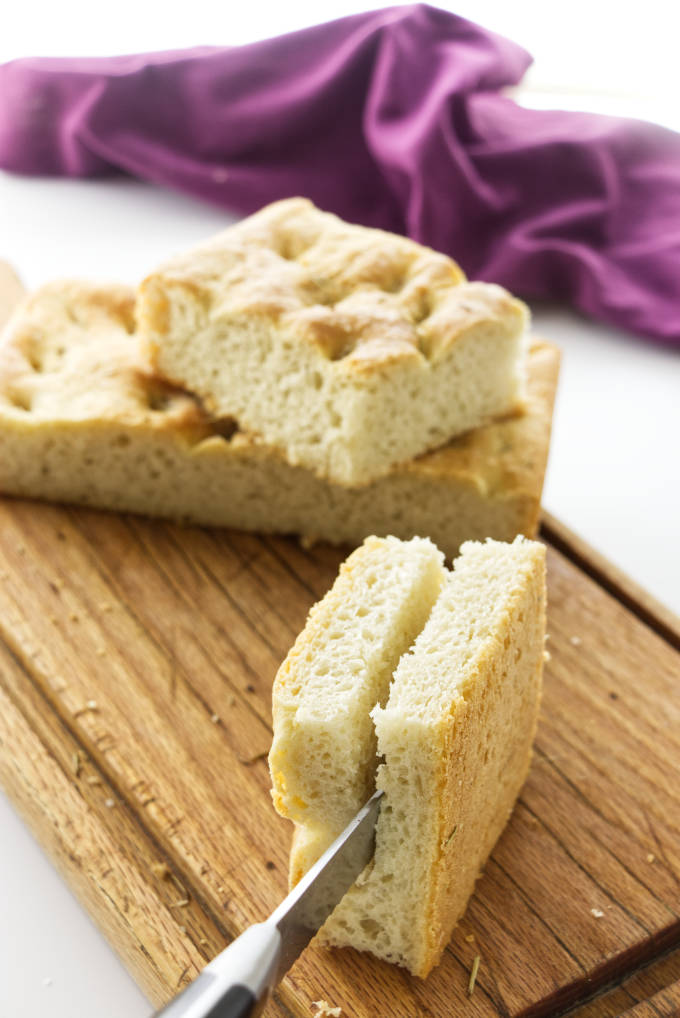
[[1, 3, 679, 1016]]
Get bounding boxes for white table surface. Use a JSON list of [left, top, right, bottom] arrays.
[[1, 4, 679, 1016]]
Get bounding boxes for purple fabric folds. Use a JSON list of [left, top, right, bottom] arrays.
[[1, 4, 679, 344]]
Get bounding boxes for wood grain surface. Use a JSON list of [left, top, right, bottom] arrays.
[[618, 979, 680, 1018], [566, 947, 680, 1017], [0, 497, 679, 1018]]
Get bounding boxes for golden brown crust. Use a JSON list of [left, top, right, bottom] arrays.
[[420, 546, 546, 975], [140, 198, 528, 372]]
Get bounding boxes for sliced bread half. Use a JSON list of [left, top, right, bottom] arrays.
[[269, 535, 445, 849], [274, 536, 547, 977]]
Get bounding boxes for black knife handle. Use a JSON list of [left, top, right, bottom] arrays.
[[152, 923, 281, 1018]]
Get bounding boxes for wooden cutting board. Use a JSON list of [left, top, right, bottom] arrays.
[[0, 497, 679, 1018]]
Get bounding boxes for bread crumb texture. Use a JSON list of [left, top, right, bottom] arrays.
[[0, 280, 558, 561], [272, 535, 546, 977], [139, 198, 530, 484]]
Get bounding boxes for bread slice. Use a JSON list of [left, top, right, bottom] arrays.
[[138, 197, 529, 485], [0, 281, 558, 560], [276, 536, 546, 978], [269, 535, 445, 843]]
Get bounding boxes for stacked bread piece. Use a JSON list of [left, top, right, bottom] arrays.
[[0, 199, 558, 556], [139, 198, 529, 486], [270, 534, 547, 977]]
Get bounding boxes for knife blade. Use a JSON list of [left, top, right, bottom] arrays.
[[153, 789, 383, 1018]]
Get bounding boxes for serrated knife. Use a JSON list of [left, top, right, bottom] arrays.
[[153, 789, 383, 1018]]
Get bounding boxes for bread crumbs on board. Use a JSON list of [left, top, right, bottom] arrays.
[[312, 1001, 342, 1017], [74, 700, 99, 718]]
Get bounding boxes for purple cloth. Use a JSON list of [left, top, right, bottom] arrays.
[[1, 4, 679, 344]]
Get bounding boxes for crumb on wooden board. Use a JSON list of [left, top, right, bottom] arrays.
[[312, 1001, 343, 1017]]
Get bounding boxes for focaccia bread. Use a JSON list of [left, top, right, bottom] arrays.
[[0, 281, 558, 560], [138, 198, 529, 485], [271, 536, 547, 978]]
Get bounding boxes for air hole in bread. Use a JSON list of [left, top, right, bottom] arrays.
[[212, 417, 238, 440], [275, 231, 315, 261], [412, 292, 434, 324], [276, 237, 296, 260], [326, 340, 355, 362], [147, 390, 171, 412], [380, 273, 407, 294], [8, 390, 32, 411]]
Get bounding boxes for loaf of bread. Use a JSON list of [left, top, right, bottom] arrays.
[[271, 536, 547, 978], [139, 198, 529, 485], [0, 282, 558, 559]]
